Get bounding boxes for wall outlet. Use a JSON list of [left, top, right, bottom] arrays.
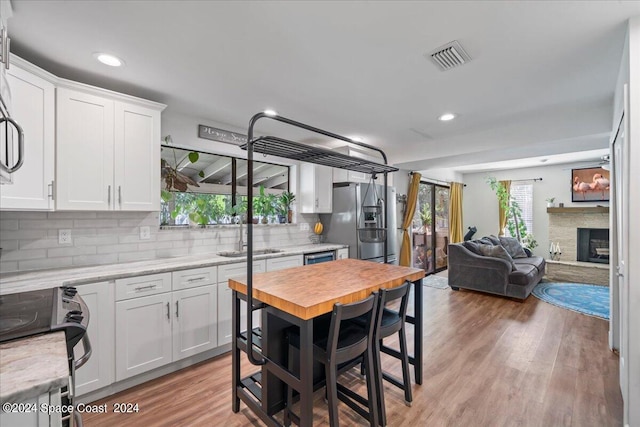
[[299, 223, 310, 231], [140, 226, 151, 240], [58, 229, 72, 245]]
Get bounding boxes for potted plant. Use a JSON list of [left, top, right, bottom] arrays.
[[255, 185, 277, 224], [279, 191, 296, 223], [546, 197, 556, 208], [419, 203, 432, 231]]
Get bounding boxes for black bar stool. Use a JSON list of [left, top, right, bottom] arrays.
[[284, 294, 379, 427], [355, 281, 412, 426]]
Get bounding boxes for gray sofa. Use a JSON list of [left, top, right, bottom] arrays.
[[448, 240, 546, 300]]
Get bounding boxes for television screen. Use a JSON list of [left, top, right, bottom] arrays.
[[571, 167, 610, 202]]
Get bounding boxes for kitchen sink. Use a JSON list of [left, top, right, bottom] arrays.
[[217, 248, 283, 258]]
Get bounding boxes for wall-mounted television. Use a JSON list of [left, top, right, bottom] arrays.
[[571, 167, 610, 202]]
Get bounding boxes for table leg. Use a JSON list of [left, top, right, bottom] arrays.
[[299, 319, 314, 427], [413, 278, 423, 385], [232, 290, 240, 412]]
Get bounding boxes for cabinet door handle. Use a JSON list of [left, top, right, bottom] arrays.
[[118, 185, 122, 206], [187, 277, 204, 282], [4, 36, 9, 70], [166, 302, 170, 320], [176, 301, 179, 318], [134, 284, 156, 292], [108, 185, 111, 206], [48, 181, 54, 200], [315, 198, 319, 208]]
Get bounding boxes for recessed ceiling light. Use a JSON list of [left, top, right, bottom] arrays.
[[94, 53, 124, 67], [438, 113, 456, 121], [264, 109, 278, 117]]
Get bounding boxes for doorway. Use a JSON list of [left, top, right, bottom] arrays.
[[411, 182, 449, 274]]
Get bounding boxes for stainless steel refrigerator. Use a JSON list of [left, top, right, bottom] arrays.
[[320, 182, 398, 264]]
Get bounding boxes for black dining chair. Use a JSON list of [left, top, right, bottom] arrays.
[[354, 281, 412, 426], [284, 293, 379, 427]]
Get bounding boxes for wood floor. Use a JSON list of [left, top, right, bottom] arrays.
[[83, 285, 623, 426]]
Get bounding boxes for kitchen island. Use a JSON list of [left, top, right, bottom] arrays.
[[228, 258, 424, 427]]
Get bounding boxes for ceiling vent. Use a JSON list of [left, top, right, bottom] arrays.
[[428, 40, 471, 71]]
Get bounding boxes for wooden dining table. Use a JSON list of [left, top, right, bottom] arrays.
[[229, 258, 425, 427]]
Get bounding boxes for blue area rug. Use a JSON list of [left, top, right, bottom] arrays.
[[532, 282, 609, 320]]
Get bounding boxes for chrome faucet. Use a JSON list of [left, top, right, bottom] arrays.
[[237, 216, 247, 252]]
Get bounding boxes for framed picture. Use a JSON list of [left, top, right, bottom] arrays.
[[571, 167, 610, 202]]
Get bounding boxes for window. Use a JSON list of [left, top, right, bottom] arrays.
[[509, 183, 533, 236], [160, 145, 290, 226]]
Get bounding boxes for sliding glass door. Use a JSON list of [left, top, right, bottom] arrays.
[[411, 182, 449, 274]]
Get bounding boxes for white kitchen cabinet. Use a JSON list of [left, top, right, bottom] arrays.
[[266, 255, 303, 271], [114, 102, 160, 210], [0, 61, 55, 210], [56, 86, 163, 211], [74, 281, 115, 397], [172, 285, 217, 361], [337, 248, 349, 260], [115, 292, 173, 381], [115, 272, 171, 301], [172, 266, 217, 291], [217, 260, 266, 346], [299, 163, 333, 213], [0, 390, 62, 427]]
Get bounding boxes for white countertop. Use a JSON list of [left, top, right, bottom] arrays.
[[0, 332, 69, 404], [0, 243, 347, 295]]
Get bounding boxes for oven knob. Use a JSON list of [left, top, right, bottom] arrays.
[[63, 288, 78, 297], [66, 314, 84, 323]]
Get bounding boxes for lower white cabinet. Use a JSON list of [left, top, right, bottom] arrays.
[[266, 255, 303, 271], [217, 260, 266, 346], [74, 282, 115, 397], [337, 248, 349, 259], [172, 285, 217, 361], [115, 292, 173, 381], [0, 390, 62, 427], [115, 270, 219, 381]]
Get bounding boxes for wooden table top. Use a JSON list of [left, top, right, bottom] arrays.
[[228, 259, 425, 320]]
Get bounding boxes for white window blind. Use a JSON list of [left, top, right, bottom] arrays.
[[509, 183, 533, 236]]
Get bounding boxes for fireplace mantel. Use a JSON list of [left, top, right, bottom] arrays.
[[547, 207, 609, 214]]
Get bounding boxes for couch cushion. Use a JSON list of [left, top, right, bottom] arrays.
[[478, 244, 516, 271], [499, 236, 528, 259], [513, 256, 546, 273], [509, 264, 538, 286]]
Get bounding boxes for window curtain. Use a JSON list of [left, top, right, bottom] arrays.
[[400, 172, 421, 266], [498, 180, 511, 236], [448, 182, 464, 243]]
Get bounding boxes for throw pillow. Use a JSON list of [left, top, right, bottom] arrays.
[[499, 236, 528, 259], [485, 235, 501, 246], [478, 244, 517, 271], [478, 237, 495, 246], [463, 241, 483, 255]]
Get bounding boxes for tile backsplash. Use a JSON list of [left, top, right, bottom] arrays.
[[0, 211, 319, 273]]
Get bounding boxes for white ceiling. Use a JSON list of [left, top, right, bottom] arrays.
[[8, 1, 640, 173]]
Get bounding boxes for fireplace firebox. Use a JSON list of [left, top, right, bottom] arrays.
[[576, 228, 609, 264]]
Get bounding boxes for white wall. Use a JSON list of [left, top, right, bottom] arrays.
[[618, 16, 640, 427], [462, 162, 608, 258]]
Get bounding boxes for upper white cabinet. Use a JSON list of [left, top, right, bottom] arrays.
[[299, 163, 333, 213], [56, 86, 162, 211], [0, 61, 55, 210]]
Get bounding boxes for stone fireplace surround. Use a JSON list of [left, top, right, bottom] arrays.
[[546, 207, 610, 285]]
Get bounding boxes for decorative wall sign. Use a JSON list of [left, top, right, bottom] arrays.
[[198, 125, 247, 146]]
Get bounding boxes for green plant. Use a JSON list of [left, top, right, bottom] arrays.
[[419, 203, 432, 227], [160, 136, 204, 202], [254, 185, 277, 222], [545, 197, 556, 203], [487, 177, 536, 247], [279, 191, 296, 214]]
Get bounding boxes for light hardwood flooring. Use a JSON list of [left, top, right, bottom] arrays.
[[83, 284, 622, 426]]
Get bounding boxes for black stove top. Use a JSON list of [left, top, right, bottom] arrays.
[[0, 287, 88, 353]]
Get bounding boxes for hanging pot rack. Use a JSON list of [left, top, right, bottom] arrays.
[[240, 112, 397, 366]]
